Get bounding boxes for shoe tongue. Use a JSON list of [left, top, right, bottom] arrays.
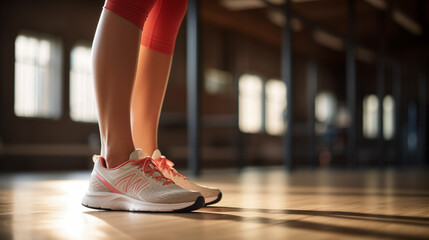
[[129, 148, 145, 161], [130, 149, 169, 183], [151, 149, 162, 160], [152, 149, 177, 172]]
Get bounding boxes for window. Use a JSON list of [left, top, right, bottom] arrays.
[[363, 95, 379, 139], [14, 33, 62, 118], [70, 44, 98, 123], [239, 74, 263, 133], [315, 92, 337, 124], [383, 95, 395, 140], [363, 94, 395, 140], [265, 79, 286, 135], [239, 75, 287, 135]]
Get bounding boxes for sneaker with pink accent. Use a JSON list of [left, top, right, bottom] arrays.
[[151, 149, 222, 205], [81, 149, 204, 212]]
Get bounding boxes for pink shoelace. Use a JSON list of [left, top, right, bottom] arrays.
[[154, 156, 187, 180], [131, 157, 174, 185]]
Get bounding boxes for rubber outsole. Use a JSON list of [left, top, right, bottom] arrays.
[[82, 196, 205, 213], [205, 192, 222, 206]]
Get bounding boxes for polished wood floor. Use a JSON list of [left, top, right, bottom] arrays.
[[0, 167, 428, 240]]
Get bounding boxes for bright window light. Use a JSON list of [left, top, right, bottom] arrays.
[[14, 33, 62, 118], [363, 94, 379, 139], [315, 92, 337, 123], [383, 95, 395, 140], [363, 94, 395, 140], [70, 44, 98, 123], [265, 79, 286, 135], [239, 74, 263, 133]]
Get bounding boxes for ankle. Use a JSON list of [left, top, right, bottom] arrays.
[[104, 148, 134, 168], [134, 145, 157, 156]]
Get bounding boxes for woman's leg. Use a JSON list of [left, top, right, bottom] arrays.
[[93, 0, 156, 168], [131, 47, 172, 156], [129, 0, 222, 205], [84, 0, 205, 213], [131, 0, 188, 156]]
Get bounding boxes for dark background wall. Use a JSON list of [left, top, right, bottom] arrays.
[[0, 0, 428, 171]]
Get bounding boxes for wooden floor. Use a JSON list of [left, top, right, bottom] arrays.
[[0, 167, 428, 240]]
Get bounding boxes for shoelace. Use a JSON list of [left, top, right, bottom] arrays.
[[154, 156, 187, 180], [131, 157, 174, 185]]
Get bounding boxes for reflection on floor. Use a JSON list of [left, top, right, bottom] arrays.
[[0, 167, 428, 240]]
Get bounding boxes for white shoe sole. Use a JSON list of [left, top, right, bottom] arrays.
[[205, 192, 222, 206], [81, 191, 204, 212]]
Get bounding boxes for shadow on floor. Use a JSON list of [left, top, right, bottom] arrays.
[[285, 191, 429, 198], [204, 206, 429, 224], [84, 206, 429, 240]]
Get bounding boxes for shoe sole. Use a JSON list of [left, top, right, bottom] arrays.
[[81, 191, 205, 213], [205, 192, 222, 206]]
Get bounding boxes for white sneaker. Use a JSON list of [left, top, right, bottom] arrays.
[[151, 149, 222, 205], [81, 149, 205, 212]]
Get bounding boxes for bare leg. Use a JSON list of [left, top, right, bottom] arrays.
[[92, 9, 141, 168], [131, 46, 172, 156], [130, 0, 187, 156]]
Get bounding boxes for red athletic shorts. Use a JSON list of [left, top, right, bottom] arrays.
[[104, 0, 188, 55]]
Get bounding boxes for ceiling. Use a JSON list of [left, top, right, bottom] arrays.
[[200, 0, 428, 64]]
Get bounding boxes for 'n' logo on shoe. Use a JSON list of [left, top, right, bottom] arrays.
[[115, 173, 151, 196]]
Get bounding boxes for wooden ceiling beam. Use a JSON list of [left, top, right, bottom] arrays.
[[200, 0, 282, 47]]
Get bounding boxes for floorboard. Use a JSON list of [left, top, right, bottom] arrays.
[[0, 167, 428, 240]]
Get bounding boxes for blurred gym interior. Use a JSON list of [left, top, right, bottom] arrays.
[[0, 0, 428, 239]]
